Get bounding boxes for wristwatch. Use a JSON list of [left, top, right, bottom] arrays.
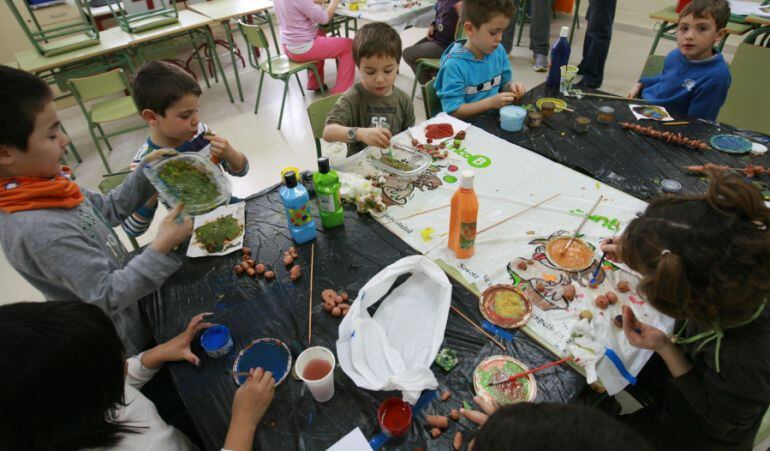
[[347, 127, 358, 143]]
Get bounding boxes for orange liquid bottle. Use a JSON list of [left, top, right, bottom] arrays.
[[448, 170, 479, 259]]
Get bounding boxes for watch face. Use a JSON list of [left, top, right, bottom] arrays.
[[437, 23, 444, 32]]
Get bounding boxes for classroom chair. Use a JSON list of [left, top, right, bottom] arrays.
[[639, 54, 665, 79], [98, 171, 141, 251], [107, 0, 179, 34], [307, 94, 342, 158], [4, 0, 100, 57], [238, 20, 325, 130], [717, 43, 770, 135], [410, 22, 465, 100], [647, 5, 755, 55], [67, 69, 146, 173], [422, 78, 442, 119]]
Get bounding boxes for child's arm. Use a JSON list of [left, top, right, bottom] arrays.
[[121, 193, 158, 238], [438, 63, 517, 119], [324, 124, 392, 148], [224, 368, 275, 451], [451, 93, 517, 119], [126, 313, 214, 388], [205, 135, 249, 176], [687, 81, 729, 122], [502, 81, 526, 100]]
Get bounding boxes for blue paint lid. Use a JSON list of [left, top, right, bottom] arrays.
[[201, 325, 230, 351]]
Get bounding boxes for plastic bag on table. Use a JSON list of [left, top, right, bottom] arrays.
[[336, 255, 451, 404]]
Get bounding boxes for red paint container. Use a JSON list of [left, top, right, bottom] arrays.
[[377, 398, 412, 438]]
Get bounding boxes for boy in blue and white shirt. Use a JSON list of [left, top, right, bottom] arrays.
[[124, 61, 249, 237], [627, 0, 732, 121], [435, 0, 526, 120]]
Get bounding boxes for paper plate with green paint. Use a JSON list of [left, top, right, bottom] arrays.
[[473, 355, 536, 405], [479, 284, 532, 329]]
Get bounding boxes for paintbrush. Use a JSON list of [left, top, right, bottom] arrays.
[[663, 121, 689, 126], [233, 371, 254, 377], [561, 195, 604, 253], [487, 356, 574, 386], [566, 90, 650, 102], [590, 253, 607, 285], [308, 242, 315, 344], [450, 304, 506, 350]]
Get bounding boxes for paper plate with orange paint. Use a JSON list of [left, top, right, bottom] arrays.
[[545, 236, 595, 272], [479, 284, 532, 329]]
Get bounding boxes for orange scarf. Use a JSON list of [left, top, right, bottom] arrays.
[[0, 167, 84, 213]]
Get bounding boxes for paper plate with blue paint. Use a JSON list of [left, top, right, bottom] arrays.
[[710, 134, 753, 154], [232, 338, 292, 386]]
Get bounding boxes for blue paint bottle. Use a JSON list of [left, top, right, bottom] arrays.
[[280, 171, 317, 244], [546, 26, 571, 89]]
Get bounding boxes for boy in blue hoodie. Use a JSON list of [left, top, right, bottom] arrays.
[[434, 0, 526, 119], [626, 0, 731, 121]]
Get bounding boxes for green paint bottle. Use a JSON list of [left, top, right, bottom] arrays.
[[312, 157, 344, 229]]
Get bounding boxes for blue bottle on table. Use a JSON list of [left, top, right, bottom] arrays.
[[545, 26, 571, 89], [280, 171, 317, 244]]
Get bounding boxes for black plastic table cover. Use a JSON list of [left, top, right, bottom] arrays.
[[143, 185, 585, 451], [474, 84, 770, 200]]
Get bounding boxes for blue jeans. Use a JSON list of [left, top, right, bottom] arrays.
[[578, 0, 617, 87]]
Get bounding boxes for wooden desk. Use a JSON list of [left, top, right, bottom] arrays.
[[187, 0, 273, 101], [746, 15, 770, 26], [14, 26, 134, 73]]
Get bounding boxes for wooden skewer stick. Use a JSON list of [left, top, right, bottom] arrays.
[[476, 193, 561, 236], [562, 195, 604, 252], [450, 304, 506, 350], [487, 356, 574, 386], [663, 121, 690, 126], [381, 204, 450, 225], [308, 243, 315, 344]]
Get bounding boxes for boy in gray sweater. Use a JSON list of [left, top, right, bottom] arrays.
[[0, 65, 192, 355]]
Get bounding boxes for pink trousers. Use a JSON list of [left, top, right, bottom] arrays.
[[284, 30, 354, 94]]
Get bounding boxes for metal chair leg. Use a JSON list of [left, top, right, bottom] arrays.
[[88, 127, 112, 173], [277, 79, 289, 130], [411, 62, 423, 100], [254, 71, 265, 114], [295, 73, 305, 97], [96, 124, 113, 151]]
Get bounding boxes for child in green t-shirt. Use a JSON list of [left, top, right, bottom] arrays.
[[323, 22, 415, 156]]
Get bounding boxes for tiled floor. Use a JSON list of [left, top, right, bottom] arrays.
[[0, 15, 734, 304]]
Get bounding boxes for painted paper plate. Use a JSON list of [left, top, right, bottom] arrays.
[[232, 338, 292, 386], [473, 355, 537, 405], [536, 97, 568, 112], [545, 236, 595, 272], [710, 134, 753, 154], [479, 284, 532, 329]]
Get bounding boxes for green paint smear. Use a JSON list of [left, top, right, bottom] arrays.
[[569, 208, 621, 232], [479, 361, 530, 404], [194, 215, 243, 253], [158, 159, 222, 207]]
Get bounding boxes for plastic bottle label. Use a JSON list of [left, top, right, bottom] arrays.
[[459, 221, 477, 249], [288, 204, 312, 226], [318, 193, 336, 213]]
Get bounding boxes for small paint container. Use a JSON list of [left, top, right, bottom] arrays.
[[540, 101, 556, 118], [500, 105, 527, 132], [660, 179, 682, 194], [378, 398, 413, 438], [597, 106, 615, 124], [573, 116, 591, 133], [526, 110, 543, 128], [200, 325, 233, 358]]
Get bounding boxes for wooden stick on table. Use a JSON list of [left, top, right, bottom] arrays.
[[563, 195, 604, 252], [308, 242, 315, 344], [476, 193, 561, 236], [381, 204, 450, 225], [450, 304, 506, 351]]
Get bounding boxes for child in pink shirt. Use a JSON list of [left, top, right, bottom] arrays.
[[273, 0, 355, 94]]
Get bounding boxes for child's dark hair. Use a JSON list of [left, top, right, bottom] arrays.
[[680, 0, 731, 30], [462, 0, 515, 29], [0, 301, 135, 450], [622, 171, 770, 328], [474, 403, 653, 451], [352, 22, 402, 66], [133, 61, 202, 116], [0, 65, 53, 151]]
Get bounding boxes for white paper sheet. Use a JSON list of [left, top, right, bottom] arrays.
[[327, 427, 373, 451]]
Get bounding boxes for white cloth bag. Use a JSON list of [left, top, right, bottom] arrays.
[[336, 256, 452, 404]]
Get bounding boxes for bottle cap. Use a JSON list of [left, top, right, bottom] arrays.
[[660, 179, 682, 194], [284, 171, 298, 188], [559, 26, 570, 38], [318, 157, 330, 174], [460, 170, 475, 189]]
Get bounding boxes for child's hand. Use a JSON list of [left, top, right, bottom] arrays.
[[627, 82, 643, 99], [486, 92, 517, 110], [459, 395, 499, 426], [600, 238, 623, 263], [151, 203, 193, 254], [232, 368, 275, 427], [205, 134, 238, 162], [141, 313, 214, 368], [622, 305, 670, 351], [510, 83, 526, 101], [426, 24, 435, 39], [359, 127, 392, 148]]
